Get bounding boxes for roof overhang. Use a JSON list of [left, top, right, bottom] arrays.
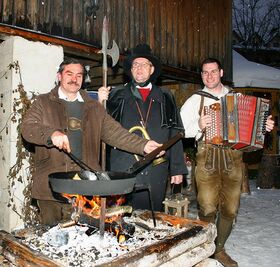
[[0, 23, 202, 87]]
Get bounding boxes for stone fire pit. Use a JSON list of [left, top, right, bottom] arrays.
[[0, 211, 216, 267]]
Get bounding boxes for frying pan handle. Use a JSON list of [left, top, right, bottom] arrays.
[[67, 152, 92, 171], [144, 131, 184, 161], [49, 139, 110, 180], [67, 152, 111, 180], [129, 131, 185, 173], [48, 138, 94, 172]]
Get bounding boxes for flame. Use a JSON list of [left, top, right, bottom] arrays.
[[62, 193, 125, 222], [62, 194, 129, 241]]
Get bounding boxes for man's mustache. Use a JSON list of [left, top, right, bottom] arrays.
[[67, 81, 80, 86]]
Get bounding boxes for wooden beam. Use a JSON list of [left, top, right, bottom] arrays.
[[0, 23, 204, 85], [0, 230, 61, 267], [90, 75, 126, 87], [161, 65, 202, 84], [0, 23, 101, 59], [90, 65, 124, 78]]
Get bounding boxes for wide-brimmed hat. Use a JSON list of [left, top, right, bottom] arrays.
[[123, 44, 161, 81]]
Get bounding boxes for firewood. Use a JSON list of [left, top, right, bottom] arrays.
[[58, 220, 77, 228], [88, 205, 132, 218]]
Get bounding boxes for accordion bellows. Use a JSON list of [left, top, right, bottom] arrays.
[[204, 93, 270, 152]]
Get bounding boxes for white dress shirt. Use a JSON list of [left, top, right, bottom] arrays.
[[58, 87, 84, 102], [180, 85, 229, 140]]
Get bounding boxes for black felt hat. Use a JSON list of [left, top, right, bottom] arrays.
[[123, 44, 162, 81]]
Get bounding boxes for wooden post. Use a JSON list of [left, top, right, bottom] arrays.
[[257, 154, 280, 189], [241, 163, 251, 194], [99, 197, 106, 238]]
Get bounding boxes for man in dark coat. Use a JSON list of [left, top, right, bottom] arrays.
[[98, 44, 187, 211], [21, 58, 163, 225]]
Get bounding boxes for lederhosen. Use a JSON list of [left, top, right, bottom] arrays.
[[195, 96, 243, 221]]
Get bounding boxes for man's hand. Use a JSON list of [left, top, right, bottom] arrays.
[[265, 115, 275, 132], [98, 86, 111, 104], [171, 175, 183, 184], [51, 131, 71, 153], [198, 113, 211, 130], [143, 140, 165, 157]]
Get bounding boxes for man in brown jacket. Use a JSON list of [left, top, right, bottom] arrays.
[[21, 58, 162, 226]]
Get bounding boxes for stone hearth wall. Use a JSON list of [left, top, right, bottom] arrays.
[[0, 36, 63, 232]]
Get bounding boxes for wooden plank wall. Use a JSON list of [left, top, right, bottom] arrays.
[[0, 0, 232, 81]]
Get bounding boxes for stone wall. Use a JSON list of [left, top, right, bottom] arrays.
[[0, 36, 63, 232]]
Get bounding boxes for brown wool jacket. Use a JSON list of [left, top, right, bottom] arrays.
[[21, 86, 148, 200]]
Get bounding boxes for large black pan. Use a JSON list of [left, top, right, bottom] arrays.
[[49, 171, 136, 196], [49, 131, 184, 196]]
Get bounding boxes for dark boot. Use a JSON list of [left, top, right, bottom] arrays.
[[213, 249, 238, 267], [214, 215, 238, 267], [215, 215, 234, 252]]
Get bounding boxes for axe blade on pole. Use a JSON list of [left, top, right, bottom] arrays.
[[107, 40, 120, 67], [99, 16, 120, 171], [99, 16, 120, 87]]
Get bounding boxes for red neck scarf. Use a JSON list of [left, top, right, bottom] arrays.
[[138, 88, 150, 102]]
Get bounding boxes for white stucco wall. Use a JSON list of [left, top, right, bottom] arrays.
[[0, 36, 63, 232]]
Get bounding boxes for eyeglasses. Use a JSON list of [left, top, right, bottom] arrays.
[[131, 62, 153, 70], [201, 69, 220, 76]]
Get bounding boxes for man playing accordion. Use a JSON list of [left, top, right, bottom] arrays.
[[180, 58, 274, 267]]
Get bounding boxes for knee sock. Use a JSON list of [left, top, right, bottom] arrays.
[[215, 215, 234, 253]]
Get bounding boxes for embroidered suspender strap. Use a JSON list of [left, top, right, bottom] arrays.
[[196, 95, 205, 143], [198, 95, 204, 116], [194, 90, 219, 101]]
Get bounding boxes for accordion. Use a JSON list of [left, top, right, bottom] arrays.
[[204, 93, 270, 152]]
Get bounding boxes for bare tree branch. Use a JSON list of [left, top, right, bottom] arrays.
[[233, 0, 280, 49]]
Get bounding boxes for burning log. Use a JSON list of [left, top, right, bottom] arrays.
[[58, 205, 133, 228], [109, 220, 135, 243], [62, 194, 132, 239], [88, 205, 133, 218], [79, 213, 135, 242], [62, 194, 129, 218]]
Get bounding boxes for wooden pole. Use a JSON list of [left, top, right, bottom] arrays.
[[99, 197, 106, 238]]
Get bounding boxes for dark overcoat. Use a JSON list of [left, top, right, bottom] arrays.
[[106, 82, 187, 211]]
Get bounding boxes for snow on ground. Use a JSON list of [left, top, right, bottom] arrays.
[[186, 179, 280, 267], [226, 180, 280, 267]]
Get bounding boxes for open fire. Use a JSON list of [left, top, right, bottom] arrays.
[[62, 194, 127, 219], [60, 193, 136, 243], [48, 171, 159, 240], [0, 211, 216, 267], [1, 172, 217, 266]]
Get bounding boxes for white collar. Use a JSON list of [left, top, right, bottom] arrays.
[[58, 87, 84, 102], [136, 82, 152, 90], [204, 85, 229, 98]]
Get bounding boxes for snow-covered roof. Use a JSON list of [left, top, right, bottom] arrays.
[[232, 50, 280, 89]]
